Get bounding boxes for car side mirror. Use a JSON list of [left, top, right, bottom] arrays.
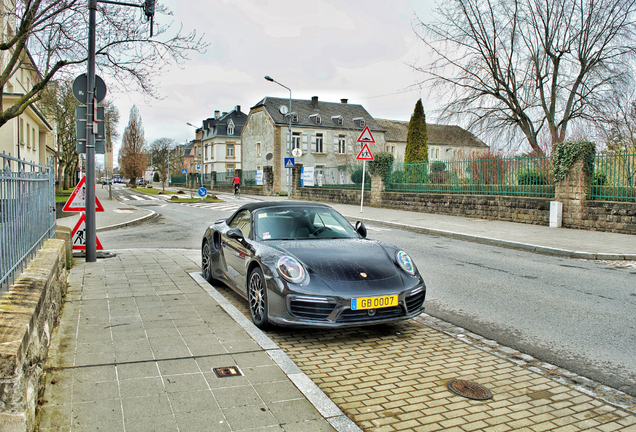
[[355, 221, 367, 239], [227, 228, 244, 241]]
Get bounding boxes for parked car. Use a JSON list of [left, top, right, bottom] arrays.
[[201, 202, 426, 328], [100, 177, 112, 185]]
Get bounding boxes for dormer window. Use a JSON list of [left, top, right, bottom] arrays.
[[353, 117, 365, 128], [331, 115, 344, 126], [291, 112, 299, 123], [309, 114, 321, 124], [227, 119, 235, 135]]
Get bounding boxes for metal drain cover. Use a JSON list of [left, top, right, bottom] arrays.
[[213, 366, 242, 378], [447, 380, 492, 400]]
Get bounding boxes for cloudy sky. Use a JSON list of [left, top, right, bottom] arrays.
[[108, 0, 440, 160]]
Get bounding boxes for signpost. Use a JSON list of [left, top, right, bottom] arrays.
[[356, 129, 375, 213]]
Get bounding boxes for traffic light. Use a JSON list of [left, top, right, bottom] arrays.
[[144, 0, 155, 19]]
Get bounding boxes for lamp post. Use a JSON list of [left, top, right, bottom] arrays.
[[186, 121, 201, 190], [265, 75, 292, 199]]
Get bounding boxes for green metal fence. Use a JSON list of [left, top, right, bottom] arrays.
[[385, 156, 555, 198], [215, 171, 233, 185], [302, 165, 371, 190], [243, 170, 257, 186], [589, 153, 636, 202]]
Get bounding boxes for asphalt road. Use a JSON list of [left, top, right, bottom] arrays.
[[99, 195, 636, 397]]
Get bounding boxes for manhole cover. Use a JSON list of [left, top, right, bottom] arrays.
[[213, 366, 242, 378], [447, 379, 492, 400]]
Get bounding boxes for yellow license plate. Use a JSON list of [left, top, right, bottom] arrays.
[[351, 295, 398, 310]]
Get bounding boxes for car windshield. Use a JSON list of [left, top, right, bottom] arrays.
[[253, 207, 359, 241]]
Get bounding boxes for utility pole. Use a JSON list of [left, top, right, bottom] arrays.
[[83, 0, 155, 262]]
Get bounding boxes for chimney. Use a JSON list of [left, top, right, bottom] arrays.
[[311, 96, 319, 109], [214, 110, 220, 119], [235, 105, 241, 113], [340, 98, 348, 104]]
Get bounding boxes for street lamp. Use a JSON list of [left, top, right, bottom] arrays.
[[265, 75, 292, 199]]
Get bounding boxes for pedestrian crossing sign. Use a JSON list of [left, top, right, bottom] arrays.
[[356, 143, 374, 161], [285, 158, 295, 168], [71, 213, 103, 250]]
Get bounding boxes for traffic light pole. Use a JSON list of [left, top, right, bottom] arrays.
[[85, 0, 97, 262]]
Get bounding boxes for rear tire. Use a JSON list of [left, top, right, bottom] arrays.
[[248, 267, 269, 329]]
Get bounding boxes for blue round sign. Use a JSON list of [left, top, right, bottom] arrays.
[[198, 187, 207, 198]]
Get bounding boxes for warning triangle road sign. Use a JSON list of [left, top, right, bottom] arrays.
[[62, 176, 104, 212], [356, 143, 374, 161], [71, 213, 103, 250], [357, 126, 375, 143]]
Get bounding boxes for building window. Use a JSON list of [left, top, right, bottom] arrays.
[[353, 117, 365, 128], [309, 114, 321, 124], [256, 142, 261, 157], [227, 144, 234, 157], [226, 164, 234, 172], [332, 116, 343, 126], [338, 135, 346, 154], [315, 133, 324, 153], [228, 120, 235, 135], [292, 132, 301, 149], [291, 113, 298, 123]]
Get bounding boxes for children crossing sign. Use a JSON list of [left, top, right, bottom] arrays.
[[356, 143, 374, 161], [71, 213, 103, 250]]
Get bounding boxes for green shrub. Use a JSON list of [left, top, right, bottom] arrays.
[[153, 172, 160, 182], [430, 161, 446, 184], [390, 169, 404, 183], [594, 171, 607, 185], [368, 152, 395, 179], [351, 168, 371, 184], [517, 169, 548, 185]]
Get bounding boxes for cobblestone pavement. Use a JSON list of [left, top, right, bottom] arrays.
[[215, 285, 636, 432]]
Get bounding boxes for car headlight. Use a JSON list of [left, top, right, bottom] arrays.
[[396, 251, 416, 275], [277, 256, 306, 284]]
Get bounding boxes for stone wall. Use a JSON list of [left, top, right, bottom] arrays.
[[0, 238, 68, 432]]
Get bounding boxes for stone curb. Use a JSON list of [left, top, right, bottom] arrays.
[[96, 210, 158, 232], [345, 215, 635, 261], [414, 313, 636, 413], [189, 272, 362, 432]]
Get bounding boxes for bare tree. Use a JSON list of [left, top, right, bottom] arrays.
[[414, 0, 636, 154], [148, 137, 173, 190], [119, 105, 147, 186], [102, 98, 120, 172], [0, 0, 207, 128], [40, 79, 79, 191], [596, 87, 636, 153]]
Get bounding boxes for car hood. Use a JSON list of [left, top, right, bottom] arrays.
[[273, 239, 399, 282]]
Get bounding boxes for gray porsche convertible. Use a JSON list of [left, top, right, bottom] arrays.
[[201, 201, 426, 328]]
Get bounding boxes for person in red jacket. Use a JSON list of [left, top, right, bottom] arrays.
[[232, 174, 241, 196]]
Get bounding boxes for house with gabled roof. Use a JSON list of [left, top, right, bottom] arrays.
[[241, 96, 385, 193], [375, 119, 489, 163], [198, 105, 247, 176]]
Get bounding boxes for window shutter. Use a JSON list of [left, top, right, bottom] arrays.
[[348, 145, 353, 154], [302, 133, 308, 151], [333, 135, 338, 153]]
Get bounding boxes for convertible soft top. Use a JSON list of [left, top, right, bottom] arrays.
[[228, 201, 332, 221]]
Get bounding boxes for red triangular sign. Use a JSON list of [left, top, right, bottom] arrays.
[[62, 176, 104, 212], [71, 213, 103, 250], [356, 143, 374, 161], [357, 126, 375, 143]]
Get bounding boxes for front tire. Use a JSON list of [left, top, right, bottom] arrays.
[[202, 241, 214, 283], [248, 267, 269, 329]]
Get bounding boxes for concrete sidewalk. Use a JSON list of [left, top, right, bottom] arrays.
[[39, 249, 355, 432]]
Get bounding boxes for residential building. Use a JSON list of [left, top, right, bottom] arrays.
[[242, 96, 385, 193], [198, 106, 247, 175], [1, 4, 55, 166], [375, 119, 489, 163]]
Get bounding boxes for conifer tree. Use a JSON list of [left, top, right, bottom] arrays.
[[405, 99, 428, 163]]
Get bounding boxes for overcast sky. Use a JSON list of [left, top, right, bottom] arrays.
[[108, 0, 439, 161]]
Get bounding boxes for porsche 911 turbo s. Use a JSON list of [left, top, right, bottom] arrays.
[[201, 202, 426, 328]]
